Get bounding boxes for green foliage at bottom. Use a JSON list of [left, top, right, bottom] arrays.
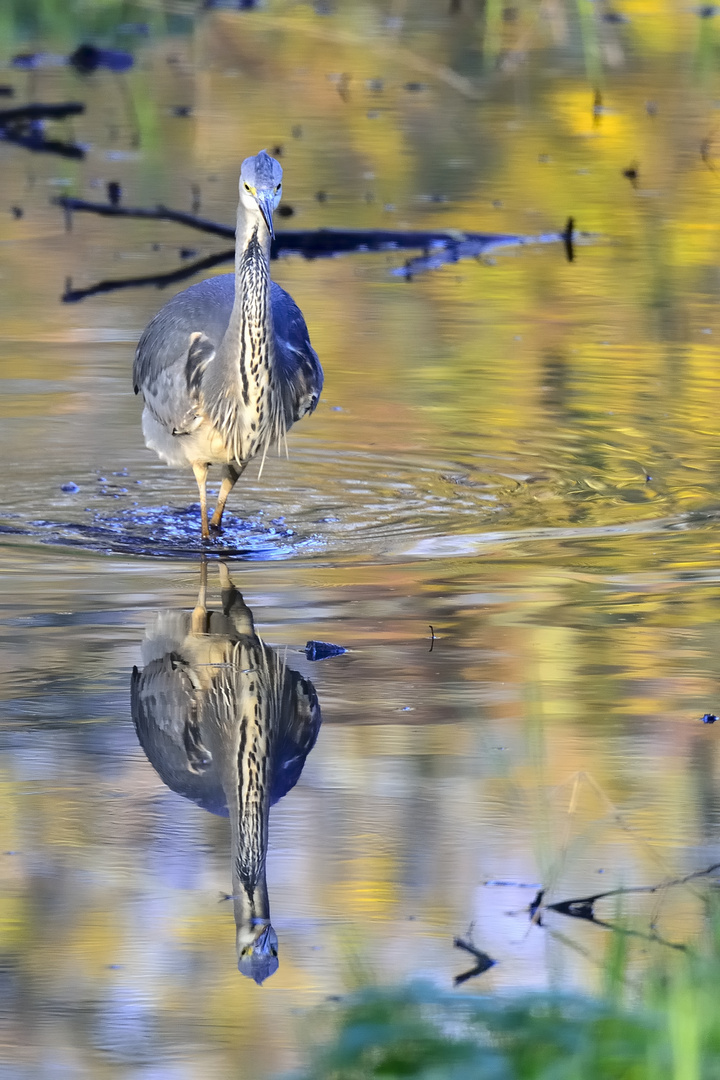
[[294, 911, 720, 1080]]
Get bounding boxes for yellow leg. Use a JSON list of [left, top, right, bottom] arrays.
[[210, 462, 244, 531], [192, 461, 210, 540], [191, 555, 208, 633]]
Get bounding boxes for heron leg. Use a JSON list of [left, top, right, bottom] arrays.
[[210, 462, 245, 531], [218, 560, 255, 634], [192, 461, 210, 540], [191, 555, 209, 633]]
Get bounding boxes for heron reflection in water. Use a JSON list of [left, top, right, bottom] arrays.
[[131, 559, 321, 983]]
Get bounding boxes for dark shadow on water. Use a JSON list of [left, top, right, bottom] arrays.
[[131, 559, 322, 983]]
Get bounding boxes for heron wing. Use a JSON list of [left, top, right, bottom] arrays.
[[270, 282, 324, 422], [133, 275, 235, 432]]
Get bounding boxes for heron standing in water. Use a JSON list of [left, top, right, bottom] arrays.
[[133, 151, 323, 539]]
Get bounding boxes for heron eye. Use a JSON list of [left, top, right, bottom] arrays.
[[244, 182, 251, 192]]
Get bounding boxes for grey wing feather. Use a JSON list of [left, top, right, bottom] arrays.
[[133, 275, 235, 433], [271, 283, 324, 422], [133, 273, 323, 433]]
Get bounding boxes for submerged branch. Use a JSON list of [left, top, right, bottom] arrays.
[[56, 196, 236, 239], [0, 101, 84, 123], [54, 195, 575, 301], [62, 249, 235, 303], [526, 860, 720, 953], [546, 860, 720, 918], [453, 936, 497, 985], [1, 101, 86, 159], [3, 131, 85, 158], [55, 194, 530, 252]]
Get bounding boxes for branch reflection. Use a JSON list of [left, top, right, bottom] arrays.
[[131, 558, 321, 984]]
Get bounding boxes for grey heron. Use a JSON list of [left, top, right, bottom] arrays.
[[131, 559, 321, 983], [133, 151, 323, 539]]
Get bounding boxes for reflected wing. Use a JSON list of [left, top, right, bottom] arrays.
[[131, 656, 228, 816], [269, 666, 322, 805]]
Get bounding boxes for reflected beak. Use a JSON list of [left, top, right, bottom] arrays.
[[257, 193, 275, 239]]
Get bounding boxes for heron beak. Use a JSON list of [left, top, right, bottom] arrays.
[[257, 193, 275, 240]]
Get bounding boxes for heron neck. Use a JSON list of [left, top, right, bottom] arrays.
[[204, 204, 275, 462], [229, 204, 273, 350], [233, 875, 270, 934], [227, 656, 273, 925], [230, 748, 272, 959]]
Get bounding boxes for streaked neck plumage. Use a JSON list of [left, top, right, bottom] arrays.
[[224, 637, 279, 982], [206, 200, 276, 464]]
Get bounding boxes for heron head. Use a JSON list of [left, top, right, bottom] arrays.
[[236, 918, 279, 985], [239, 150, 283, 239]]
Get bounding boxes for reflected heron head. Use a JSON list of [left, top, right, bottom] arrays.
[[239, 150, 283, 239], [236, 919, 279, 985]]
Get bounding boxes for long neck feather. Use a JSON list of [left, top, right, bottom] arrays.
[[204, 201, 283, 464]]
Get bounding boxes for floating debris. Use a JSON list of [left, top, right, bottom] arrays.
[[701, 713, 718, 724], [11, 53, 65, 69], [453, 936, 497, 986], [61, 482, 79, 493], [622, 163, 639, 188], [69, 44, 134, 74], [305, 640, 347, 661], [562, 216, 575, 263]]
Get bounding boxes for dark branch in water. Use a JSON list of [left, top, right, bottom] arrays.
[[547, 903, 687, 953], [562, 216, 575, 262], [453, 936, 497, 985], [55, 194, 531, 252], [3, 132, 84, 158], [54, 195, 578, 301], [55, 196, 236, 239], [546, 860, 720, 917], [63, 249, 234, 302], [529, 860, 720, 953], [0, 102, 86, 159], [0, 102, 84, 123]]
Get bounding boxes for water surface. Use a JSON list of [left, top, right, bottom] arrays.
[[2, 2, 720, 1076]]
